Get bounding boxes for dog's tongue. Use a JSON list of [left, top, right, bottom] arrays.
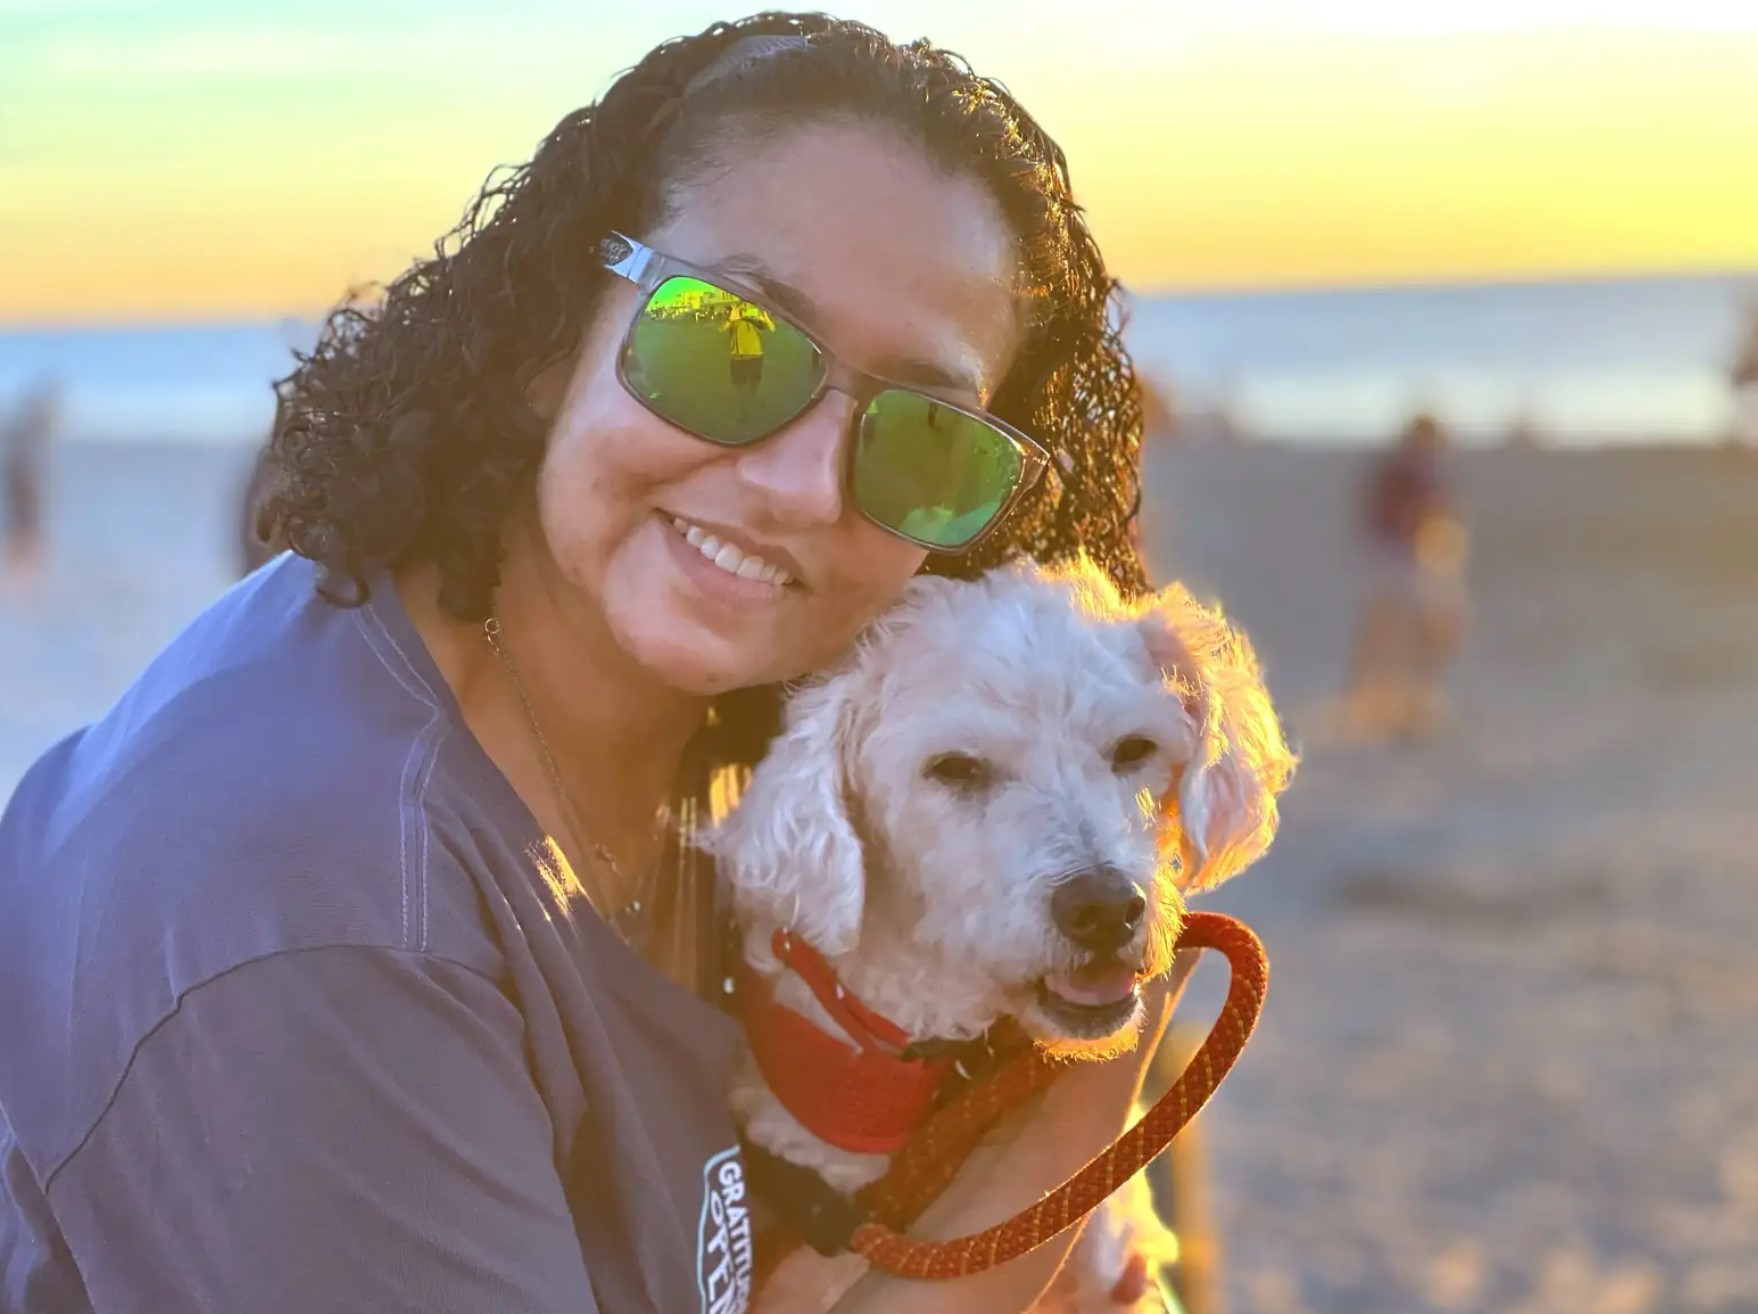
[[1044, 961, 1140, 1007]]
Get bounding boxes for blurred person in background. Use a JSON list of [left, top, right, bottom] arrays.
[[1731, 297, 1758, 447], [236, 445, 278, 577], [1342, 411, 1470, 740], [2, 378, 58, 585], [1503, 396, 1543, 449], [0, 15, 1195, 1314], [236, 404, 285, 578], [1139, 371, 1179, 445]]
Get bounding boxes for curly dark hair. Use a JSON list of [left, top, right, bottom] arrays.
[[260, 10, 1148, 756]]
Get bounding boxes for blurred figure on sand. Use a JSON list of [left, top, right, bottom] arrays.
[[237, 401, 287, 577], [1731, 298, 1758, 447], [1504, 397, 1543, 449], [237, 445, 280, 578], [1140, 372, 1179, 444], [3, 379, 59, 586], [1342, 411, 1469, 741]]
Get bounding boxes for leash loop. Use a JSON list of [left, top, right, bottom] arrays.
[[844, 910, 1268, 1278]]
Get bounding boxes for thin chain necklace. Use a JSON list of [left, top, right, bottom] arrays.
[[483, 612, 669, 951]]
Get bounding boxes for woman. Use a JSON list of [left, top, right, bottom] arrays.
[[0, 15, 1184, 1313], [1, 378, 56, 582]]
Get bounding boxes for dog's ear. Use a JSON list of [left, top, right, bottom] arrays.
[[1138, 584, 1295, 892], [703, 664, 870, 956]]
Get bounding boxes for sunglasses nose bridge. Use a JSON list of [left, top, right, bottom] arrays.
[[817, 372, 876, 413], [785, 376, 865, 439]]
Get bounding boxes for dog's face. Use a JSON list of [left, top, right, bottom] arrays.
[[844, 583, 1196, 1044], [711, 557, 1293, 1050]]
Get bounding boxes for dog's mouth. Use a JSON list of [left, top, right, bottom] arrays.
[[1032, 958, 1143, 1037]]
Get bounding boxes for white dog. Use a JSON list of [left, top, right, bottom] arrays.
[[708, 555, 1294, 1311]]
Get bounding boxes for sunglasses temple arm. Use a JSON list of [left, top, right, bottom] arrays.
[[598, 232, 659, 290]]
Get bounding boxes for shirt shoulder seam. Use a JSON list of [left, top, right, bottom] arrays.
[[351, 604, 450, 953]]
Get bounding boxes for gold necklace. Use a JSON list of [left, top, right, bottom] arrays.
[[483, 612, 668, 950]]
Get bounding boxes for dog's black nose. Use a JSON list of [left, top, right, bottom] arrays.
[[1051, 870, 1146, 953]]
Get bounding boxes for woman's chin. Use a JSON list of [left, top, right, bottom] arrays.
[[609, 609, 782, 699]]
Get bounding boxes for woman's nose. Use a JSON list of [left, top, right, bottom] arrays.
[[733, 392, 852, 528]]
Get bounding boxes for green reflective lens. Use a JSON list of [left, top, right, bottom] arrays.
[[622, 275, 824, 446], [617, 273, 1030, 551], [853, 391, 1025, 549]]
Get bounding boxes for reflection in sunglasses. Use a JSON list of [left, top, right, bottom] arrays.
[[608, 241, 1048, 553]]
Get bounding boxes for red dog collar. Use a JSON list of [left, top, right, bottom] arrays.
[[738, 929, 955, 1156]]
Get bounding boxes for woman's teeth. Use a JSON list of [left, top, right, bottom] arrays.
[[670, 517, 793, 587]]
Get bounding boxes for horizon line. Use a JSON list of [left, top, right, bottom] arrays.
[[5, 262, 1758, 335]]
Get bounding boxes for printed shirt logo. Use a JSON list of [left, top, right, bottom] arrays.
[[697, 1145, 754, 1314]]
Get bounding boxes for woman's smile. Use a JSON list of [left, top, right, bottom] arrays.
[[659, 511, 801, 603], [664, 513, 801, 586]]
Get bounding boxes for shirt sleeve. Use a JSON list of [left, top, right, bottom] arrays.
[[45, 945, 599, 1314]]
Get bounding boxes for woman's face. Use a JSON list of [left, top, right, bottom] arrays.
[[529, 119, 1023, 695]]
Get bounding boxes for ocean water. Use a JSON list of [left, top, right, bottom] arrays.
[[3, 272, 1755, 447], [1123, 271, 1758, 445]]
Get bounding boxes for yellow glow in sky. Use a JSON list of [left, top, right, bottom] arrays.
[[2, 1, 1756, 322], [1068, 27, 1758, 290]]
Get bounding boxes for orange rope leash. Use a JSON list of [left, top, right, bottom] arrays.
[[835, 910, 1268, 1279]]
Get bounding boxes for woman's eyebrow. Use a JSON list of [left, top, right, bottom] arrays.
[[887, 354, 986, 397], [711, 253, 820, 323], [711, 252, 989, 398]]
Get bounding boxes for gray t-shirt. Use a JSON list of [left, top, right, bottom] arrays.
[[0, 555, 755, 1313]]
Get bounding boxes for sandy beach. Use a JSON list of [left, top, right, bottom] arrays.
[[1146, 442, 1758, 1314], [4, 437, 1756, 1313]]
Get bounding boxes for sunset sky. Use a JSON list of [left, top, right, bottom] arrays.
[[4, 0, 1757, 323]]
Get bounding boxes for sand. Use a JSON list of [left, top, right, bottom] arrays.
[[4, 438, 1756, 1312], [1144, 442, 1758, 1314]]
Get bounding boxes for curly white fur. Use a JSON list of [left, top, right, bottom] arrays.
[[707, 556, 1294, 1310]]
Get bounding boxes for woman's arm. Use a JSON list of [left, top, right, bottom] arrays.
[[817, 950, 1201, 1313], [46, 946, 601, 1314]]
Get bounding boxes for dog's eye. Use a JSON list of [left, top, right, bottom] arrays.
[[923, 753, 993, 791], [1109, 735, 1160, 771]]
